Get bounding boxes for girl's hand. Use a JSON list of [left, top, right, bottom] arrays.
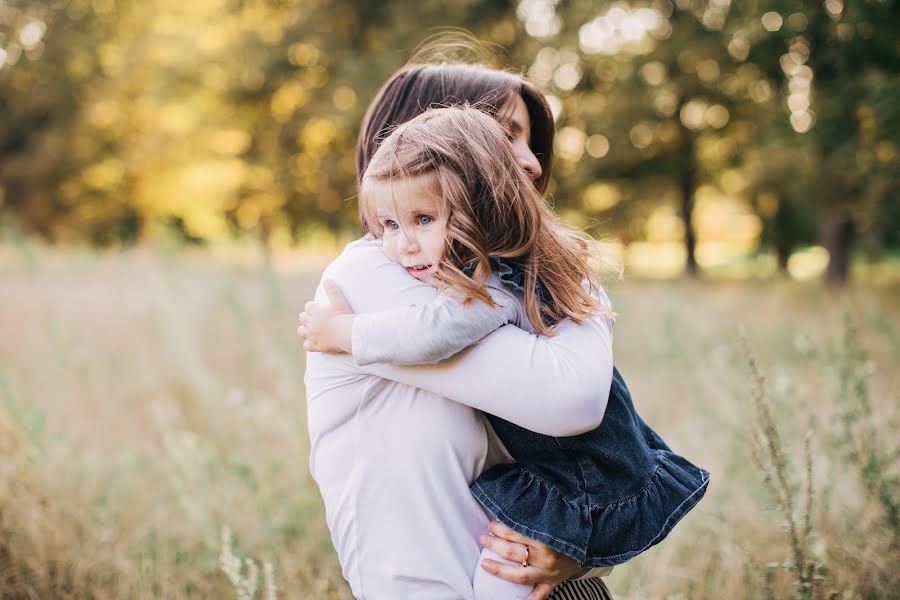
[[479, 521, 582, 600], [297, 280, 355, 354]]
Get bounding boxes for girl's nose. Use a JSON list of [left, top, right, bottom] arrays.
[[399, 228, 420, 253], [512, 139, 543, 181]]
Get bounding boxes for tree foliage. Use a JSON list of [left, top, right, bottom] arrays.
[[0, 0, 897, 283]]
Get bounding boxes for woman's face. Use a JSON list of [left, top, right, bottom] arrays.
[[498, 94, 543, 182]]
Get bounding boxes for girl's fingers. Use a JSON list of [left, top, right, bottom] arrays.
[[323, 280, 352, 313]]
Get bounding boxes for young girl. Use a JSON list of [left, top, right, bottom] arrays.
[[300, 105, 709, 599]]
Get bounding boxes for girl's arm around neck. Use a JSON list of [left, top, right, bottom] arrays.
[[326, 241, 613, 437], [351, 284, 520, 366]]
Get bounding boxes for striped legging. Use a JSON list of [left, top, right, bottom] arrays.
[[548, 577, 613, 600]]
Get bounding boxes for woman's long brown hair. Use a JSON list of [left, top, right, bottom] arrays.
[[356, 62, 555, 228], [360, 106, 601, 335]]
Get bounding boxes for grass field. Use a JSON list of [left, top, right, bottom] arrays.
[[1, 243, 898, 599]]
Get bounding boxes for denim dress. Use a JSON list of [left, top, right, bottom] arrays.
[[469, 259, 711, 567]]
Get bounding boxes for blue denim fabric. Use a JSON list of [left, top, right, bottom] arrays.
[[467, 258, 557, 327], [470, 259, 710, 567]]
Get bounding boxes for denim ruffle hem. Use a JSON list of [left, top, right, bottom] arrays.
[[471, 367, 711, 567]]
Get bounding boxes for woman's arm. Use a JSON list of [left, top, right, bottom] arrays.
[[362, 316, 612, 436], [323, 242, 613, 437]]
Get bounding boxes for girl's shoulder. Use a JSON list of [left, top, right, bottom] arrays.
[[493, 257, 615, 328], [483, 272, 530, 331]]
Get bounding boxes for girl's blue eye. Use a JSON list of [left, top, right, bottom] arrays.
[[504, 129, 516, 142], [384, 220, 399, 230], [417, 215, 433, 226]]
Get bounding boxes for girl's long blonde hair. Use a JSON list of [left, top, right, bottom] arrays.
[[360, 105, 601, 335]]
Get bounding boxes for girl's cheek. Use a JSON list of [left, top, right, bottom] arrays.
[[382, 237, 400, 262]]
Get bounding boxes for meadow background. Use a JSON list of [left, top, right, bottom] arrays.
[[1, 242, 898, 599], [1, 0, 899, 598]]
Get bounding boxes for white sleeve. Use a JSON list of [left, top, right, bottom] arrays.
[[351, 285, 519, 366], [327, 242, 614, 437]]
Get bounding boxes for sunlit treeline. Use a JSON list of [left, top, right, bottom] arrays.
[[0, 0, 897, 283]]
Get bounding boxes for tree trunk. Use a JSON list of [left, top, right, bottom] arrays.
[[678, 137, 698, 277], [773, 199, 792, 274], [258, 215, 273, 267], [819, 209, 854, 287]]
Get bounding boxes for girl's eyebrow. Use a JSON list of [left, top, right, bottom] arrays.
[[409, 206, 438, 213]]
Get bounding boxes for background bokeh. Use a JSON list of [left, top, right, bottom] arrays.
[[1, 0, 898, 283], [1, 1, 899, 599]]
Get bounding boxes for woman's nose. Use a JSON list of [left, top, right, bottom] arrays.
[[512, 139, 542, 181]]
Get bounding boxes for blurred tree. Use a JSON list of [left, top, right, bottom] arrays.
[[530, 0, 898, 283], [554, 1, 767, 276], [0, 0, 140, 243], [0, 0, 897, 286], [238, 0, 534, 248], [746, 0, 900, 284]]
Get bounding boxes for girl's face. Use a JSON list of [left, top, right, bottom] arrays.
[[498, 95, 543, 182], [368, 174, 447, 287]]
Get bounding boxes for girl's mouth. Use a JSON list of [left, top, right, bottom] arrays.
[[406, 264, 433, 278]]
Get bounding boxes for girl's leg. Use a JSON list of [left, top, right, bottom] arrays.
[[547, 576, 613, 600], [473, 547, 534, 600]]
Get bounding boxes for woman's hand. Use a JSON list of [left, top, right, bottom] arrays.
[[297, 280, 355, 354], [479, 521, 583, 600]]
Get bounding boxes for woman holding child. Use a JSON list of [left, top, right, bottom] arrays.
[[300, 44, 707, 600]]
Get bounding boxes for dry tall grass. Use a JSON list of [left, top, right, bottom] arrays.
[[0, 244, 897, 599]]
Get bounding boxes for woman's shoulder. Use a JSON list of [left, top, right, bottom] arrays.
[[321, 238, 439, 312], [595, 282, 614, 319], [317, 239, 393, 301], [326, 238, 386, 274], [338, 237, 384, 258]]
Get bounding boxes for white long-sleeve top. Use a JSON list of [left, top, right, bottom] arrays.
[[305, 240, 614, 600], [351, 274, 524, 366], [351, 267, 614, 372]]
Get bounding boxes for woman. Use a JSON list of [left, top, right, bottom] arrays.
[[304, 57, 613, 600]]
